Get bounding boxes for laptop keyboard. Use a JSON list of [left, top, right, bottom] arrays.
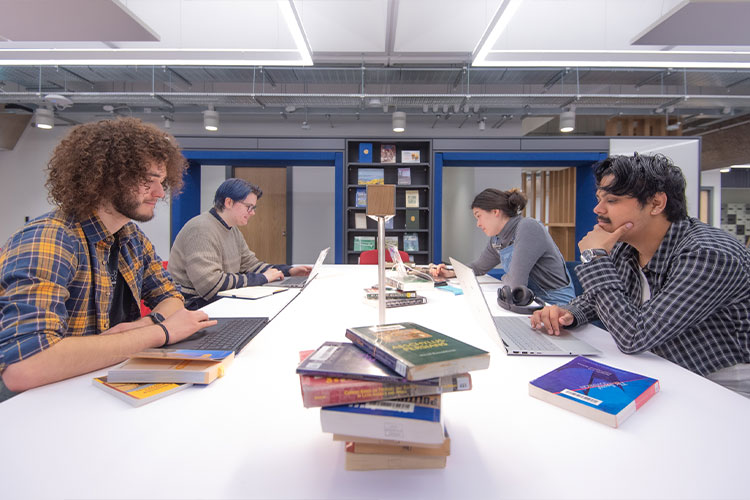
[[279, 276, 306, 286], [493, 317, 563, 352], [194, 318, 267, 351]]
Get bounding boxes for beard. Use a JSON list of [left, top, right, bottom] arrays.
[[112, 190, 155, 223]]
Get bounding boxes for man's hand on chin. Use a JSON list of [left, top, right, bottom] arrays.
[[578, 222, 633, 254]]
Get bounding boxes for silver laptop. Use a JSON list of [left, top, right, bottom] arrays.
[[264, 247, 329, 288], [450, 257, 600, 356]]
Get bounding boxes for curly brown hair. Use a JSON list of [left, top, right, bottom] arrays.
[[46, 117, 187, 219]]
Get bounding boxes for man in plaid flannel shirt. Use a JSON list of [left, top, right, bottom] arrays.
[[532, 154, 750, 398], [0, 118, 216, 402]]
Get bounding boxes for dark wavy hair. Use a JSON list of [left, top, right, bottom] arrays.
[[594, 153, 687, 222], [471, 188, 527, 218], [213, 178, 263, 211], [46, 118, 187, 219]]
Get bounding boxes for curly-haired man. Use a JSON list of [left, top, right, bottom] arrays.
[[0, 118, 216, 402]]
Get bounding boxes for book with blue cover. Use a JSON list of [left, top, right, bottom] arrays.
[[358, 143, 373, 163], [320, 395, 445, 444], [355, 188, 367, 207], [529, 356, 660, 428]]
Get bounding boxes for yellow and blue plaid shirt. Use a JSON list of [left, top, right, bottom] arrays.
[[0, 210, 182, 371]]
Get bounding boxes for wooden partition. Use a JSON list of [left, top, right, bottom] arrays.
[[522, 167, 577, 261]]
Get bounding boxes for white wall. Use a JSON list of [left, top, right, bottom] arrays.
[[700, 168, 722, 228], [291, 166, 336, 264], [0, 125, 64, 245], [441, 166, 524, 266], [609, 138, 701, 218]]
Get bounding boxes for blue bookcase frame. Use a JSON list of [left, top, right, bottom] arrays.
[[433, 151, 608, 263], [173, 150, 345, 262]]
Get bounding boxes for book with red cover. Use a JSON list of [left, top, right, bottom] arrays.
[[297, 347, 471, 408], [529, 356, 660, 428]]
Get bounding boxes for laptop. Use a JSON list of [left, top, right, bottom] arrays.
[[264, 247, 330, 288], [164, 317, 269, 354], [450, 257, 600, 356]]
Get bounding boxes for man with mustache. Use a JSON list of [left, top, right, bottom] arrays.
[[531, 154, 750, 398], [0, 118, 216, 402]]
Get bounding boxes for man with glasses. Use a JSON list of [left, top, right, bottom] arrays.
[[169, 178, 311, 309]]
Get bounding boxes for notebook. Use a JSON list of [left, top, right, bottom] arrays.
[[264, 247, 329, 288], [163, 317, 269, 354], [450, 257, 600, 356]]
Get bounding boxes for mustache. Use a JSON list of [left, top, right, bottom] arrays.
[[597, 217, 612, 224]]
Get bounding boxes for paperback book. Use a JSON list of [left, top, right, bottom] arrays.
[[402, 233, 419, 252], [380, 144, 396, 163], [401, 150, 421, 163], [405, 208, 420, 229], [320, 395, 444, 445], [297, 348, 472, 407], [404, 189, 419, 207], [131, 349, 233, 361], [106, 352, 234, 385], [345, 322, 490, 381], [355, 188, 367, 207], [344, 445, 447, 471], [363, 295, 428, 308], [384, 270, 432, 292], [357, 168, 384, 185], [354, 212, 367, 229], [353, 236, 376, 251], [92, 376, 191, 407], [528, 356, 660, 428], [358, 143, 373, 163], [397, 167, 411, 185]]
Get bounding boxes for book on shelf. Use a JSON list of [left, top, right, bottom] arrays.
[[528, 356, 660, 428], [353, 235, 376, 251], [363, 294, 428, 308], [354, 212, 367, 229], [92, 376, 191, 407], [380, 144, 396, 163], [384, 235, 398, 248], [397, 167, 411, 185], [404, 189, 419, 207], [320, 395, 445, 445], [358, 143, 373, 163], [384, 270, 432, 292], [357, 167, 384, 185], [384, 217, 394, 230], [106, 352, 234, 385], [405, 208, 420, 229], [402, 233, 419, 252], [345, 322, 490, 381], [401, 150, 421, 163], [297, 347, 472, 408], [344, 443, 447, 471], [355, 188, 367, 207]]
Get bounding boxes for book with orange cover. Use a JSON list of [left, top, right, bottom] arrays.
[[92, 376, 191, 407], [106, 352, 234, 385]]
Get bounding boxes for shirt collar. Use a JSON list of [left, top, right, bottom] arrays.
[[493, 215, 521, 247], [80, 211, 137, 245], [209, 207, 232, 230]]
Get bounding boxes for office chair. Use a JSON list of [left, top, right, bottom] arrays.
[[358, 249, 410, 265]]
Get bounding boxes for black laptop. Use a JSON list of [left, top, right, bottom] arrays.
[[164, 317, 269, 354]]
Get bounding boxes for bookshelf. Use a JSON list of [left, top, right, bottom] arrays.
[[345, 140, 432, 264]]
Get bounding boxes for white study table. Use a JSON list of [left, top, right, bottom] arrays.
[[1, 265, 748, 500]]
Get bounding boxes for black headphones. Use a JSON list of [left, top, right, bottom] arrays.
[[497, 285, 545, 315]]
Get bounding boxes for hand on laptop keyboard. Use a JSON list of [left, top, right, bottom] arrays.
[[162, 309, 218, 345], [530, 305, 574, 336], [263, 267, 285, 283]]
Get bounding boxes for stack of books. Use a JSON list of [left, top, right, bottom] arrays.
[[93, 349, 234, 406], [296, 323, 490, 470], [362, 286, 427, 308]]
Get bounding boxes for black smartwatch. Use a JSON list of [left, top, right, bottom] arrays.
[[580, 248, 608, 263], [147, 311, 165, 324]]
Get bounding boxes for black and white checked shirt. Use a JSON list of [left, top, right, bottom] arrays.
[[565, 218, 750, 376]]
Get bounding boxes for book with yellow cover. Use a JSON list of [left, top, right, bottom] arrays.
[[92, 376, 191, 407], [106, 352, 234, 385]]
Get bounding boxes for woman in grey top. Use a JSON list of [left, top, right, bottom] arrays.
[[430, 188, 575, 305]]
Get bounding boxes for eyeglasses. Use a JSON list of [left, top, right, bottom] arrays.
[[238, 201, 256, 213]]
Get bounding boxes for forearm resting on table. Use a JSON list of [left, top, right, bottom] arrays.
[[1, 325, 167, 392]]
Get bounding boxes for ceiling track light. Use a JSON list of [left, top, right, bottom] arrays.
[[392, 111, 406, 133], [203, 104, 219, 131], [559, 108, 575, 133], [34, 106, 54, 130]]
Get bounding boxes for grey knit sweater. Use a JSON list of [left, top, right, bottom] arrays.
[[169, 209, 291, 300]]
